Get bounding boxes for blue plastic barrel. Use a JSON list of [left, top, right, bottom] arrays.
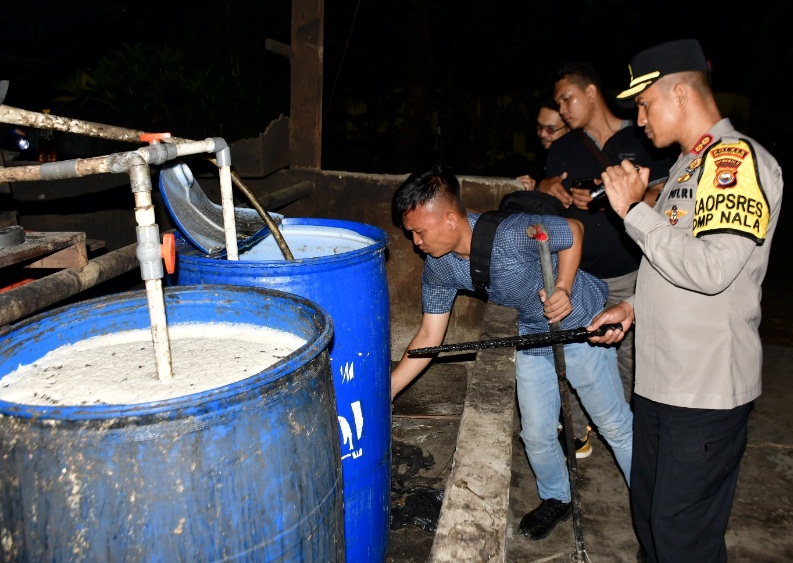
[[0, 285, 344, 562], [171, 218, 391, 563]]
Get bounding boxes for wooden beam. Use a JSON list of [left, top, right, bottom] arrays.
[[290, 0, 324, 169], [0, 231, 86, 269], [265, 38, 291, 60]]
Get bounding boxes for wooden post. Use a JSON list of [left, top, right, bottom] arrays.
[[290, 0, 324, 169]]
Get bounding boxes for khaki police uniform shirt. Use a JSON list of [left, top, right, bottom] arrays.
[[623, 119, 784, 409]]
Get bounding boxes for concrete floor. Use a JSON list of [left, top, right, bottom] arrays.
[[387, 217, 793, 562], [388, 342, 793, 562]]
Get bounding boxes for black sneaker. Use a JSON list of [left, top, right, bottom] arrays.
[[518, 498, 572, 540]]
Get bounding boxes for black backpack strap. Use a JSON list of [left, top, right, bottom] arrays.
[[470, 210, 511, 292], [498, 190, 565, 216], [577, 129, 613, 170]]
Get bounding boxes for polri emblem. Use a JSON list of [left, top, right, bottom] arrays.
[[665, 205, 688, 225]]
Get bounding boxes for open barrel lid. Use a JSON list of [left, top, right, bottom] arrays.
[[159, 161, 282, 255]]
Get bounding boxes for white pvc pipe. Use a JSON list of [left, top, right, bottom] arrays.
[[144, 278, 174, 381], [132, 180, 173, 382], [219, 164, 239, 260]]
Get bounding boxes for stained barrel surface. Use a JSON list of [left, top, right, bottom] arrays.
[[172, 218, 391, 563], [0, 285, 344, 562]]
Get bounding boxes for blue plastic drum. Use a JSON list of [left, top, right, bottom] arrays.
[[171, 218, 391, 563], [0, 285, 343, 562]]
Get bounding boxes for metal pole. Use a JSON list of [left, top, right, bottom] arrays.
[[0, 139, 226, 184], [218, 164, 239, 260], [0, 104, 189, 145], [529, 224, 588, 563], [407, 324, 623, 355]]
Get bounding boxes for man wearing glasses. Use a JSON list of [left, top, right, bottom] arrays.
[[517, 99, 570, 191], [536, 100, 570, 150]]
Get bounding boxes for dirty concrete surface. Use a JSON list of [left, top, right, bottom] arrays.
[[389, 361, 467, 562], [387, 217, 793, 562]]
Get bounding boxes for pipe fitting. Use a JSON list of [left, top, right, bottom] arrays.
[[210, 137, 231, 167], [136, 224, 164, 280], [107, 152, 142, 175], [40, 161, 79, 181], [127, 154, 152, 193], [138, 142, 178, 166]]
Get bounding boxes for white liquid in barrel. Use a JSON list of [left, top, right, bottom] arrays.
[[241, 225, 374, 260], [0, 323, 307, 406]]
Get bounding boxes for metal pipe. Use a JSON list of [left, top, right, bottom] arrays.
[[0, 244, 139, 327], [0, 104, 192, 145], [210, 138, 239, 260], [0, 106, 248, 381], [0, 106, 291, 258], [0, 139, 225, 184], [0, 138, 235, 380], [0, 104, 302, 259], [0, 106, 282, 261]]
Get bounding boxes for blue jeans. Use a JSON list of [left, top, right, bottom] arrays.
[[516, 342, 633, 503]]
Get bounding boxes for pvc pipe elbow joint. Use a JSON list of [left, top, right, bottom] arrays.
[[210, 137, 231, 167]]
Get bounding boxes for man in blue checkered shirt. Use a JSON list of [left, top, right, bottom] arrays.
[[391, 163, 632, 541]]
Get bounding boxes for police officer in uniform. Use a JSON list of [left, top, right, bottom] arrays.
[[588, 39, 784, 563]]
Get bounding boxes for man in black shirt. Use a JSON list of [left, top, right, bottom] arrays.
[[539, 62, 676, 406]]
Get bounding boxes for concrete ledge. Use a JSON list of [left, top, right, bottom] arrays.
[[430, 302, 517, 563]]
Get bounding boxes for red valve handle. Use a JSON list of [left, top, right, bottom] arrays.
[[140, 132, 172, 144], [161, 233, 176, 274]]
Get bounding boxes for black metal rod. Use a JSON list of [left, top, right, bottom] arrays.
[[534, 224, 588, 562], [228, 171, 295, 260], [407, 324, 622, 356]]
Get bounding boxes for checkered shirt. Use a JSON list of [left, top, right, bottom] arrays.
[[421, 213, 608, 355]]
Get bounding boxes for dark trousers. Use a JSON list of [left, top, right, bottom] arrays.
[[631, 395, 751, 563]]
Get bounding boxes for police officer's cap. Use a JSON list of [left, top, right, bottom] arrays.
[[616, 39, 710, 105]]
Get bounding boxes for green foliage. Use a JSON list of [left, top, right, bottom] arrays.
[[53, 0, 291, 142], [56, 43, 189, 130]]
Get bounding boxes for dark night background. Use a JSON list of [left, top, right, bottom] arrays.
[[1, 0, 791, 177]]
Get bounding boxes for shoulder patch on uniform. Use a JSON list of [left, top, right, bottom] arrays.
[[691, 134, 714, 154], [692, 139, 769, 244]]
